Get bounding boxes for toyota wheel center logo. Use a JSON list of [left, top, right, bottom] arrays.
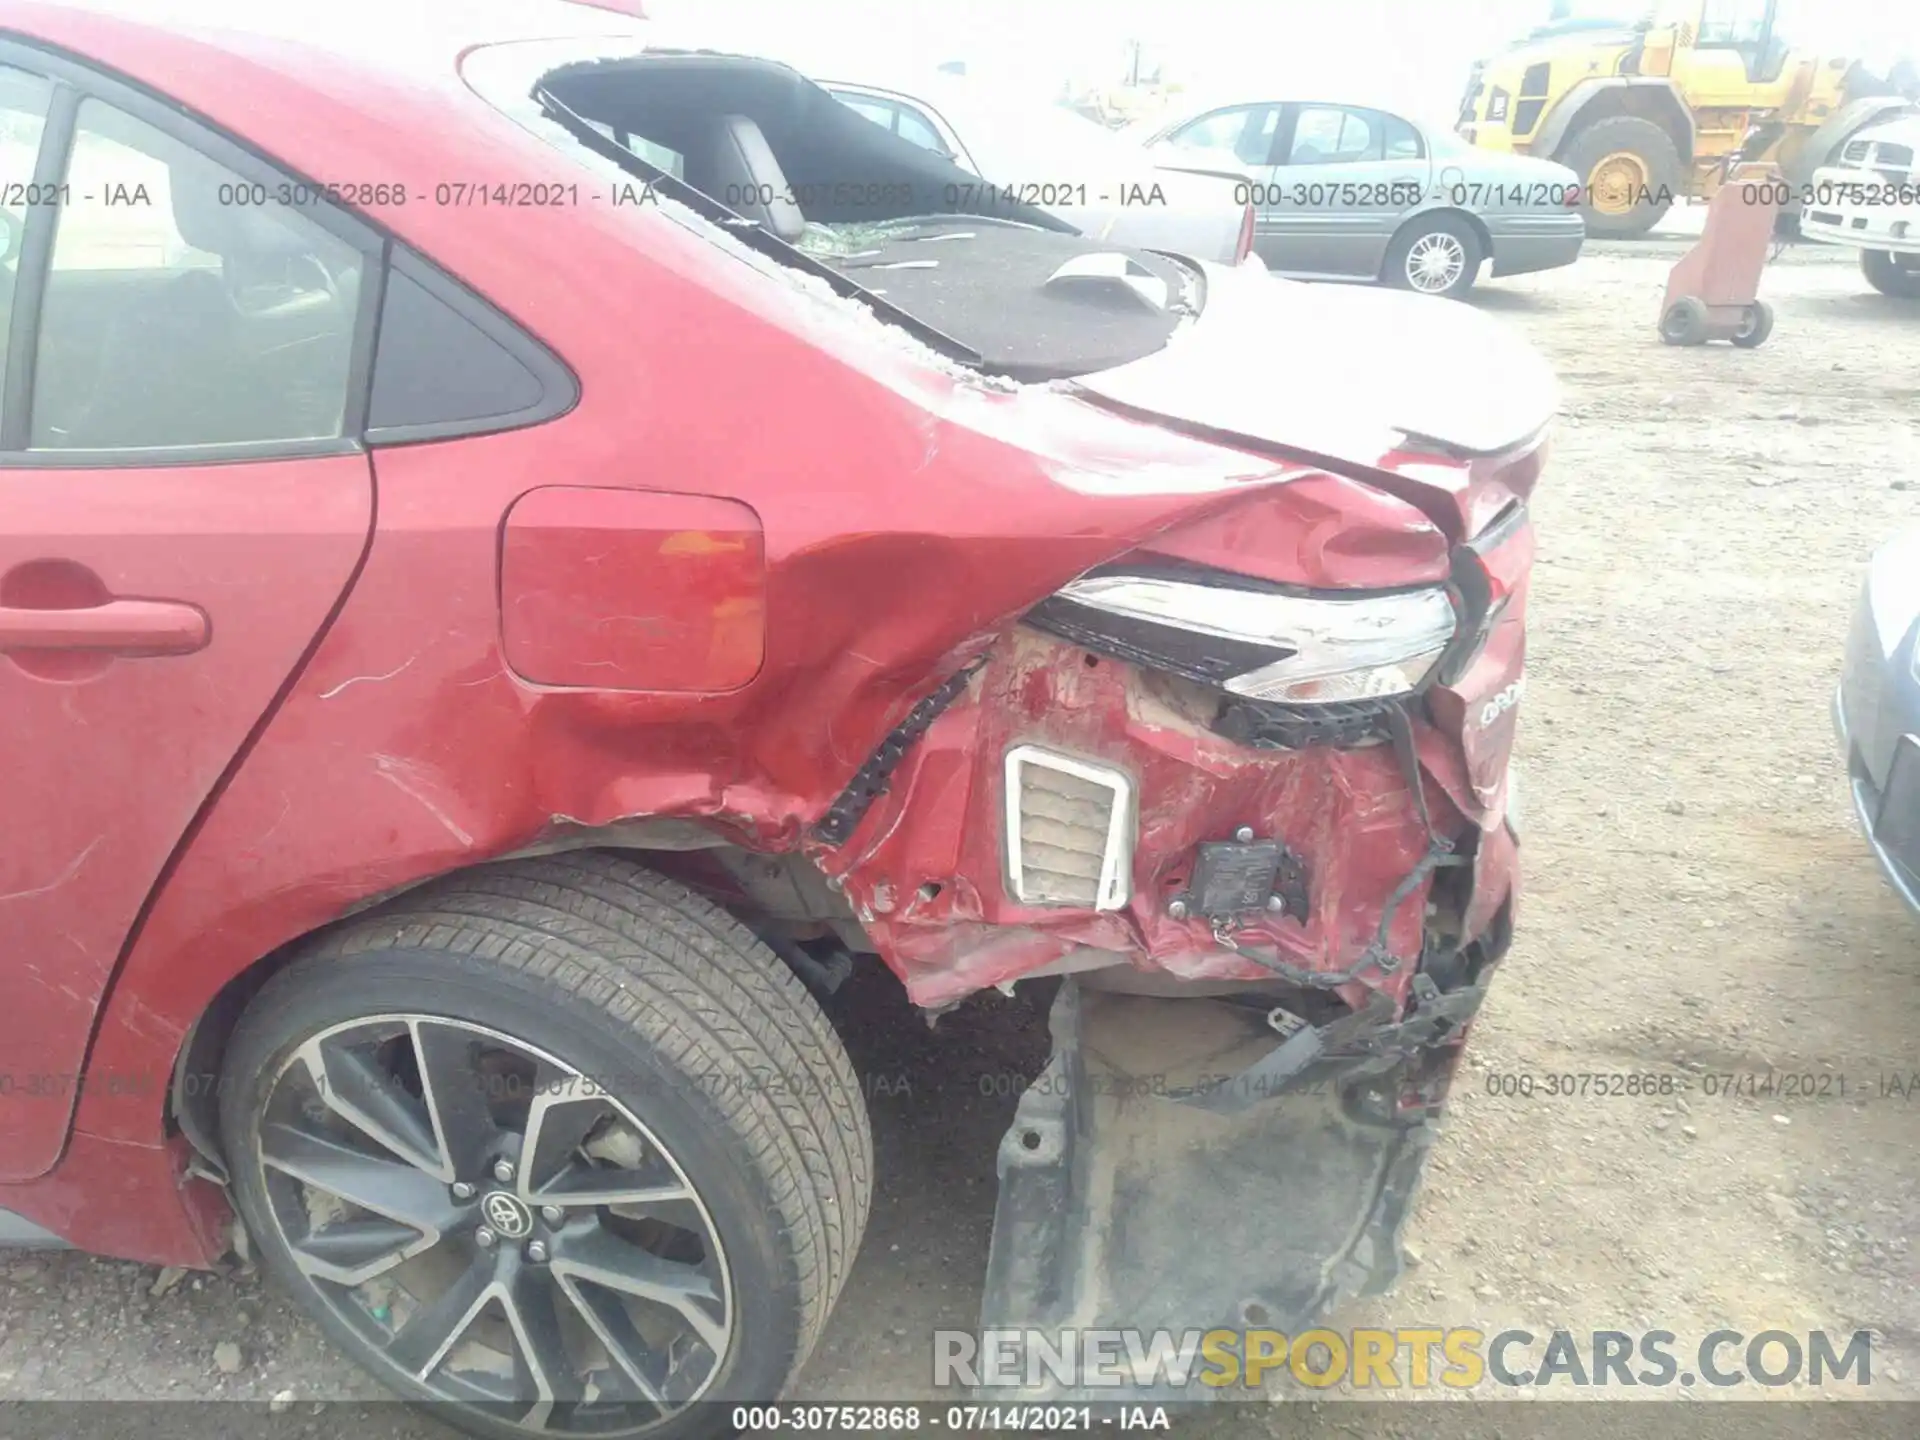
[[481, 1191, 534, 1238]]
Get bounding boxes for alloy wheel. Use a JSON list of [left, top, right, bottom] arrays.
[[1405, 232, 1467, 294], [253, 1014, 733, 1435]]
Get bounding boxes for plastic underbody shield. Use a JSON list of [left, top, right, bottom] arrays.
[[977, 979, 1462, 1400]]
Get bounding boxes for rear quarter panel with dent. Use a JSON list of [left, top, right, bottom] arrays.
[[71, 412, 1451, 1157], [69, 399, 1291, 1148], [18, 4, 1519, 1196], [69, 266, 1411, 1158]]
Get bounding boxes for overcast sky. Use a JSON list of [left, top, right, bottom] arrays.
[[650, 0, 1920, 121]]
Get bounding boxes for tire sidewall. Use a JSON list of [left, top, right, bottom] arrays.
[[1731, 301, 1773, 347], [220, 948, 805, 1436], [1863, 248, 1920, 298], [1659, 298, 1708, 345]]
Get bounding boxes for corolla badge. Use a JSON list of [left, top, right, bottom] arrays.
[[1480, 674, 1526, 728]]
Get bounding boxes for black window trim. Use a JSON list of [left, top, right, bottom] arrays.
[[1271, 104, 1304, 168], [1378, 109, 1428, 162], [0, 66, 72, 452], [888, 99, 955, 161], [0, 33, 579, 466]]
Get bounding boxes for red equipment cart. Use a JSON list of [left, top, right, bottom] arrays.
[[1658, 161, 1784, 348]]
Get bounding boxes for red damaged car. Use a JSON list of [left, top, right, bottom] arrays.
[[0, 0, 1543, 1430]]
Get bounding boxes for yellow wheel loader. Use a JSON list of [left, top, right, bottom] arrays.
[[1459, 1, 1918, 237]]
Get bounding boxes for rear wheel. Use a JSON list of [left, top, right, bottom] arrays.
[[1559, 115, 1682, 238], [220, 853, 873, 1440], [1862, 248, 1920, 298], [1383, 212, 1482, 298]]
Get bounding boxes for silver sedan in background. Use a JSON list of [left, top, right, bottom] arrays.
[[817, 73, 1257, 265], [1131, 92, 1586, 297]]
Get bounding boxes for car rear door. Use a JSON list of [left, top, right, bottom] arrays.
[[1260, 104, 1432, 278], [0, 51, 379, 1179]]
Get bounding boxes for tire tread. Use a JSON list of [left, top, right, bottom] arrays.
[[248, 852, 873, 1387]]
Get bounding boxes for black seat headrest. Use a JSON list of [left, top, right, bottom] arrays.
[[170, 150, 323, 261], [689, 113, 806, 242]]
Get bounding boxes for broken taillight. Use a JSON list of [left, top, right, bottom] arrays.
[[1030, 573, 1457, 705], [1439, 502, 1527, 684], [1235, 202, 1255, 264]]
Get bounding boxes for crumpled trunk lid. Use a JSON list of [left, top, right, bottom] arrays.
[[1072, 260, 1558, 531]]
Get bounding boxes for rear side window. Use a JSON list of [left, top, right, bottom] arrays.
[[365, 252, 575, 445], [1166, 105, 1275, 167], [893, 105, 946, 155], [1382, 113, 1424, 160], [31, 99, 367, 451], [1288, 106, 1382, 165], [832, 93, 948, 157], [836, 94, 896, 130]]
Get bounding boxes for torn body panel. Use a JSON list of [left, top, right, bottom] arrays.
[[801, 445, 1534, 1361], [812, 612, 1522, 1013], [818, 632, 1423, 1009]]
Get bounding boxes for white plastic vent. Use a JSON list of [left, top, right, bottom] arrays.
[[1004, 746, 1134, 911]]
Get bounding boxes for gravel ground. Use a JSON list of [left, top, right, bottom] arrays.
[[4, 240, 1918, 1438]]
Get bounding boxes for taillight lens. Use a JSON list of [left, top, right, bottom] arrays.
[[1031, 575, 1457, 705], [1439, 504, 1527, 683], [1235, 202, 1255, 264]]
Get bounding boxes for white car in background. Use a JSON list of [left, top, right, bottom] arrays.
[[1800, 113, 1920, 298], [814, 73, 1256, 265], [1125, 90, 1585, 298]]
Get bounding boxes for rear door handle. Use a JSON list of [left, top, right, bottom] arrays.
[[0, 599, 210, 655]]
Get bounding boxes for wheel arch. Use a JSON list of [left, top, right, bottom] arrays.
[[1544, 78, 1696, 164], [162, 826, 877, 1181], [213, 847, 875, 1414]]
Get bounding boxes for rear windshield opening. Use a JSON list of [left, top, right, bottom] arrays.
[[536, 53, 1064, 234], [524, 51, 1199, 382]]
